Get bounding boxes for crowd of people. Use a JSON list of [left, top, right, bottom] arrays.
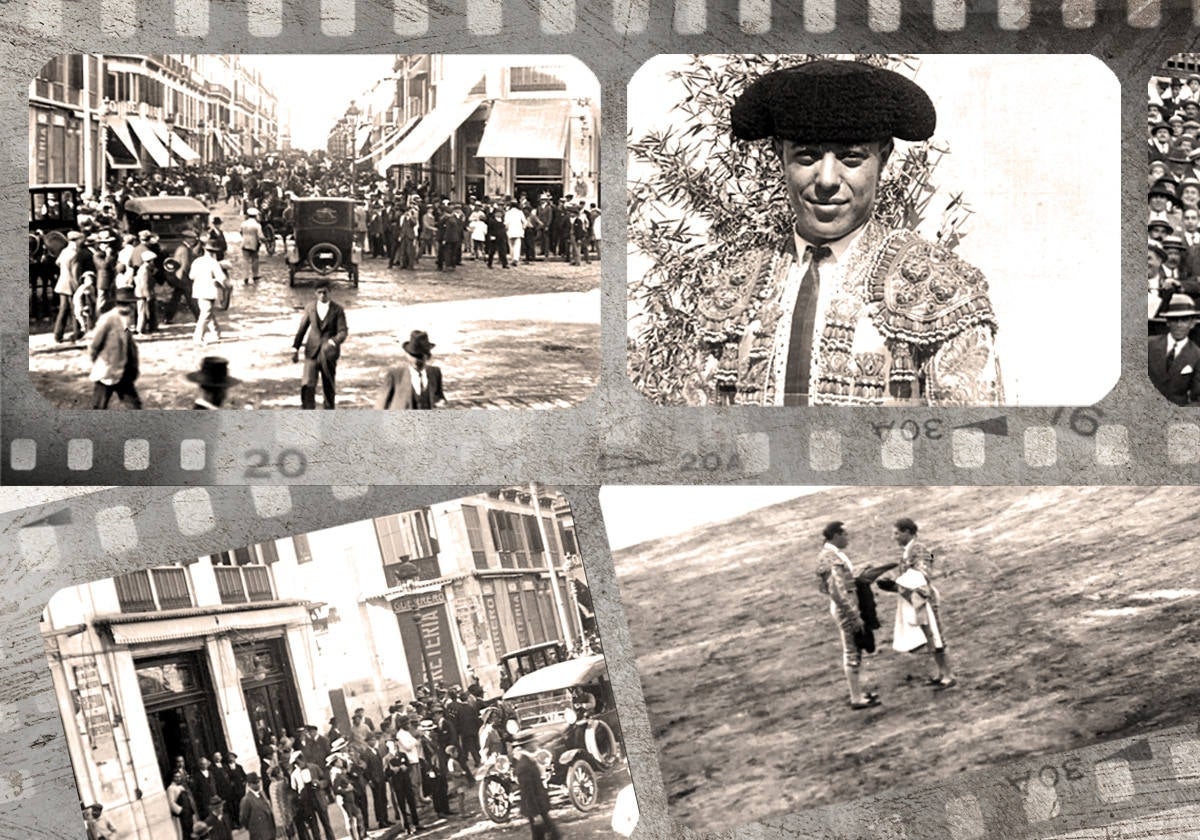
[[131, 682, 526, 840], [1146, 68, 1200, 403], [31, 151, 600, 410]]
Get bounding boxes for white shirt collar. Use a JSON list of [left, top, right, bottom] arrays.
[[316, 300, 330, 319], [793, 221, 870, 266], [1169, 335, 1189, 354]]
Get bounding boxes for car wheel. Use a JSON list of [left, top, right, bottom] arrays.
[[307, 243, 342, 274], [566, 759, 598, 812], [585, 720, 620, 768], [479, 777, 512, 823]]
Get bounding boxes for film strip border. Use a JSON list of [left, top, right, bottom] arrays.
[[2, 486, 1199, 840], [7, 0, 1198, 35]]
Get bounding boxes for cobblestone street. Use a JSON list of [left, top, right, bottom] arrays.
[[31, 205, 601, 410]]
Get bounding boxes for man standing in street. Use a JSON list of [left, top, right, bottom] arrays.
[[375, 330, 445, 410], [292, 282, 348, 409], [207, 217, 227, 260], [504, 201, 527, 267], [815, 521, 879, 709], [512, 730, 560, 840], [164, 229, 200, 323], [189, 239, 227, 346], [88, 287, 141, 409], [54, 230, 84, 343], [239, 208, 263, 285], [437, 205, 464, 272], [238, 773, 275, 840]]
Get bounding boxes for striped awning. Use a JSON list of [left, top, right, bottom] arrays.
[[105, 118, 140, 168], [126, 116, 171, 168]]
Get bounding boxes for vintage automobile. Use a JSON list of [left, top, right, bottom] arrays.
[[498, 641, 567, 690], [122, 195, 210, 253], [285, 197, 360, 288], [478, 654, 623, 823]]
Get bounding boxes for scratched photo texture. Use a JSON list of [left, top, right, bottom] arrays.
[[602, 485, 1200, 831], [626, 54, 1119, 409], [43, 486, 635, 840], [28, 54, 600, 411]]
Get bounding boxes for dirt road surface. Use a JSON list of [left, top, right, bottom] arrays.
[[613, 486, 1200, 831], [30, 211, 600, 410]]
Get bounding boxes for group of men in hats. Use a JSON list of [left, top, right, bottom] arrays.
[[1147, 70, 1200, 403], [683, 58, 1002, 406]]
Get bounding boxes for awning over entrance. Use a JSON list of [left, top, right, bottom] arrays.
[[476, 100, 571, 160], [378, 98, 482, 168], [165, 129, 202, 164], [105, 118, 140, 168], [366, 116, 419, 171], [126, 115, 171, 168]]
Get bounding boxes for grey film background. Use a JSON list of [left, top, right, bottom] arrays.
[[0, 4, 1194, 484]]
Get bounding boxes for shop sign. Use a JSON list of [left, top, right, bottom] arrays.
[[392, 590, 446, 613], [73, 662, 117, 762]]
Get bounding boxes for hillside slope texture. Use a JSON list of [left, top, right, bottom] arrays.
[[612, 486, 1200, 830]]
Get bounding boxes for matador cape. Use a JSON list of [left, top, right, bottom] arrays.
[[691, 218, 1003, 406]]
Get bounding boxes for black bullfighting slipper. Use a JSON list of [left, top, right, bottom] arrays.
[[849, 696, 882, 710]]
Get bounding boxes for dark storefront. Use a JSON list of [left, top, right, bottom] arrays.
[[136, 651, 225, 785], [235, 638, 303, 758], [393, 591, 461, 691]]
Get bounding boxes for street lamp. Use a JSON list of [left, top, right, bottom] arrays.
[[164, 112, 175, 170], [345, 101, 360, 199]]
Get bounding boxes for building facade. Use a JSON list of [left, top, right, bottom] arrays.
[[338, 55, 600, 203], [29, 54, 281, 195], [42, 488, 586, 840]]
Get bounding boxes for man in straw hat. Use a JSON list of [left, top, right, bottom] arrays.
[[187, 356, 240, 409], [693, 58, 1002, 406], [1149, 293, 1200, 404], [375, 330, 446, 409]]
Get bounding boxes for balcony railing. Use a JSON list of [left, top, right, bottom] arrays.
[[214, 565, 274, 605]]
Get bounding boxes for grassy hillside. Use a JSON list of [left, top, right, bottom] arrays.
[[612, 486, 1200, 830]]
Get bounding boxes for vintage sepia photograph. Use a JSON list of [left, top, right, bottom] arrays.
[[627, 54, 1119, 407], [602, 485, 1200, 830], [43, 486, 633, 840], [28, 54, 600, 410], [1146, 54, 1200, 405]]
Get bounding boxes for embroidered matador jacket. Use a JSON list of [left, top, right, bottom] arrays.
[[693, 219, 1003, 406]]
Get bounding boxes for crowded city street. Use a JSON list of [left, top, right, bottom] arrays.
[[31, 199, 600, 409], [30, 54, 602, 410]]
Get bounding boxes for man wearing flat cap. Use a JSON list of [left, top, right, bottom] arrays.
[[697, 59, 1002, 406]]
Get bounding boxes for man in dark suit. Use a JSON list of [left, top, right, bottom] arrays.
[[375, 330, 446, 409], [361, 732, 392, 830], [437, 207, 464, 271], [292, 282, 348, 409], [1149, 294, 1200, 405], [210, 752, 235, 827], [191, 756, 218, 821], [238, 773, 276, 840], [512, 731, 560, 840]]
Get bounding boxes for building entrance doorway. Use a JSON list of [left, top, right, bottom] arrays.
[[235, 638, 303, 758], [136, 651, 225, 785]]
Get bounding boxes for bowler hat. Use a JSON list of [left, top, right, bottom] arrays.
[[186, 356, 241, 388], [732, 59, 936, 144], [114, 287, 137, 305], [402, 330, 435, 359], [1150, 181, 1182, 206], [1161, 293, 1200, 319]]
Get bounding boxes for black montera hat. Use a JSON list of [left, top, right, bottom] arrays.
[[731, 60, 937, 144]]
